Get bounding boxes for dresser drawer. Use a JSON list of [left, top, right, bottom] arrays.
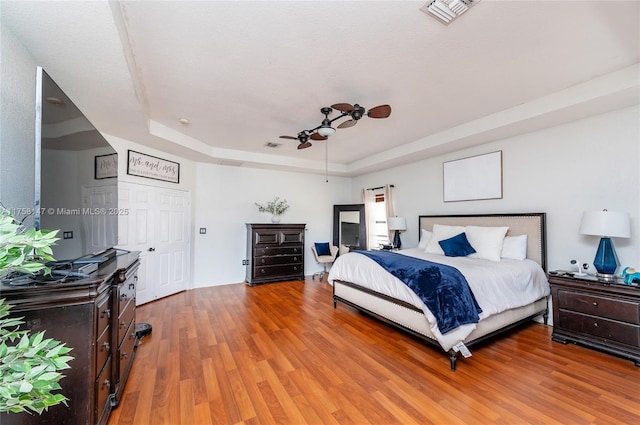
[[96, 290, 112, 336], [254, 254, 303, 266], [95, 357, 112, 423], [117, 280, 136, 316], [117, 299, 135, 346], [96, 325, 111, 374], [255, 246, 303, 257], [254, 264, 303, 279], [118, 320, 137, 385], [557, 289, 640, 324], [557, 310, 640, 347]]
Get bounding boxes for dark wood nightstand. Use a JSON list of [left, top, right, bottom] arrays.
[[549, 272, 640, 366]]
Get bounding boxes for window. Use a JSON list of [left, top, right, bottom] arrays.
[[370, 191, 390, 249]]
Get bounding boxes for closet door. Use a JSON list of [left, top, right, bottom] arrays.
[[118, 182, 191, 305]]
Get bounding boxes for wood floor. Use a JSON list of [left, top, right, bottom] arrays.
[[107, 277, 640, 425]]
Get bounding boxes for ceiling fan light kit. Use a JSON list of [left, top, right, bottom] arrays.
[[420, 0, 479, 25], [279, 103, 391, 150]]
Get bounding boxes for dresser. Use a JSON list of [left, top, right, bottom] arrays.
[[246, 223, 305, 285], [0, 250, 140, 425], [549, 272, 640, 366]]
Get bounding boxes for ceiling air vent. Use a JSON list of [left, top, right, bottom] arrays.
[[420, 0, 480, 25]]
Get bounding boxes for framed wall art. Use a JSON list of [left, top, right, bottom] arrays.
[[95, 153, 118, 179], [443, 151, 502, 202], [127, 150, 180, 183]]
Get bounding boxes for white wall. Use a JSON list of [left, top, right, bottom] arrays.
[[192, 164, 352, 286], [352, 106, 640, 273], [0, 25, 37, 227]]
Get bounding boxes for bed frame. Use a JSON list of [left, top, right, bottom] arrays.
[[332, 213, 549, 371]]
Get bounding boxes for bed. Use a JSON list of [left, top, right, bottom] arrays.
[[328, 213, 550, 371]]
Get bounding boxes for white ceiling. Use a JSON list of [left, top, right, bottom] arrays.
[[2, 1, 639, 177]]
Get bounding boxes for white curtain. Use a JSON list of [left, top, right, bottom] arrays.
[[361, 188, 375, 250], [384, 184, 395, 242]]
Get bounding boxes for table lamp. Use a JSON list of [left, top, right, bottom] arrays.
[[388, 216, 407, 249], [579, 209, 630, 279]]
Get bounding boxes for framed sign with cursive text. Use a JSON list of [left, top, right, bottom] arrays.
[[95, 153, 118, 179], [127, 150, 180, 183]]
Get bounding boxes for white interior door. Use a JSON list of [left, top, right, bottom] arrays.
[[117, 182, 191, 305], [81, 185, 118, 254]]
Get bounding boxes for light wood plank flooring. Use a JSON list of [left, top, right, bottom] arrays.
[[108, 277, 640, 425]]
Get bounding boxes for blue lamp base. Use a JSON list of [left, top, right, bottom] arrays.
[[393, 230, 402, 249], [593, 237, 619, 277]]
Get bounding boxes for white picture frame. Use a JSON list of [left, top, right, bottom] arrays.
[[443, 151, 502, 202]]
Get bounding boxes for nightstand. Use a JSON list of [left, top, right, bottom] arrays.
[[549, 272, 640, 366]]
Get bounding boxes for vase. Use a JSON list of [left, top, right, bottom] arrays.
[[271, 215, 281, 224]]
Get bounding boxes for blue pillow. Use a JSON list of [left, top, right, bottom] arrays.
[[438, 232, 476, 257], [315, 242, 331, 256]]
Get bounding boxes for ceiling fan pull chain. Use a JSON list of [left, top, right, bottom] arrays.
[[325, 138, 329, 183]]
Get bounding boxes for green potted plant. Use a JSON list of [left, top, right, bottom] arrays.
[[255, 196, 290, 223], [0, 208, 73, 415]]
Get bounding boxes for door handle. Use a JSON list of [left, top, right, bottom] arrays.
[[148, 247, 156, 252]]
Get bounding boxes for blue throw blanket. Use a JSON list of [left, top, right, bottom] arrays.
[[357, 250, 482, 334]]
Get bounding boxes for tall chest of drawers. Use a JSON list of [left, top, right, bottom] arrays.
[[550, 273, 640, 366], [246, 223, 305, 285]]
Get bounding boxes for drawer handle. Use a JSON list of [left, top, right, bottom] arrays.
[[122, 352, 129, 360], [261, 259, 265, 264], [592, 302, 598, 306], [129, 282, 135, 290], [293, 257, 298, 261], [121, 293, 129, 301], [102, 342, 110, 352], [103, 379, 111, 390], [593, 322, 599, 327], [120, 321, 127, 329], [261, 269, 265, 274], [101, 308, 111, 319]]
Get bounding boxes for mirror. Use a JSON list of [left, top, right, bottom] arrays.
[[333, 204, 366, 252]]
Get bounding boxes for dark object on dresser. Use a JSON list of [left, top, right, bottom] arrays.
[[0, 251, 140, 425], [550, 273, 640, 366], [246, 223, 305, 285]]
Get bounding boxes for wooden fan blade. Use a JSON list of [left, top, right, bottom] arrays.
[[310, 133, 327, 141], [297, 141, 312, 150], [367, 104, 392, 118], [280, 135, 298, 140], [337, 119, 357, 129], [331, 103, 354, 113]]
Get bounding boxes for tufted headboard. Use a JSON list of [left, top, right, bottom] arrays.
[[418, 213, 547, 271]]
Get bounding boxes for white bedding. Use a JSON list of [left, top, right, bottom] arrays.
[[328, 248, 550, 351]]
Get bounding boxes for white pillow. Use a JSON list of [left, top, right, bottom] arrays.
[[465, 225, 509, 262], [417, 229, 432, 250], [425, 224, 466, 255], [501, 234, 528, 260]]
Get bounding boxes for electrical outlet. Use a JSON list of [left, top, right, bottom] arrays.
[[242, 259, 248, 266], [199, 228, 206, 234], [63, 231, 73, 239]]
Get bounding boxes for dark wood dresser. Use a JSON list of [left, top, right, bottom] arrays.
[[549, 272, 640, 366], [246, 223, 305, 285], [0, 251, 140, 425]]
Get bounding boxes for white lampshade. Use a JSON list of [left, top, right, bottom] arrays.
[[387, 216, 407, 231], [317, 126, 335, 137], [579, 210, 630, 238]]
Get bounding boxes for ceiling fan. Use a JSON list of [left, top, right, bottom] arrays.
[[280, 103, 392, 150]]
